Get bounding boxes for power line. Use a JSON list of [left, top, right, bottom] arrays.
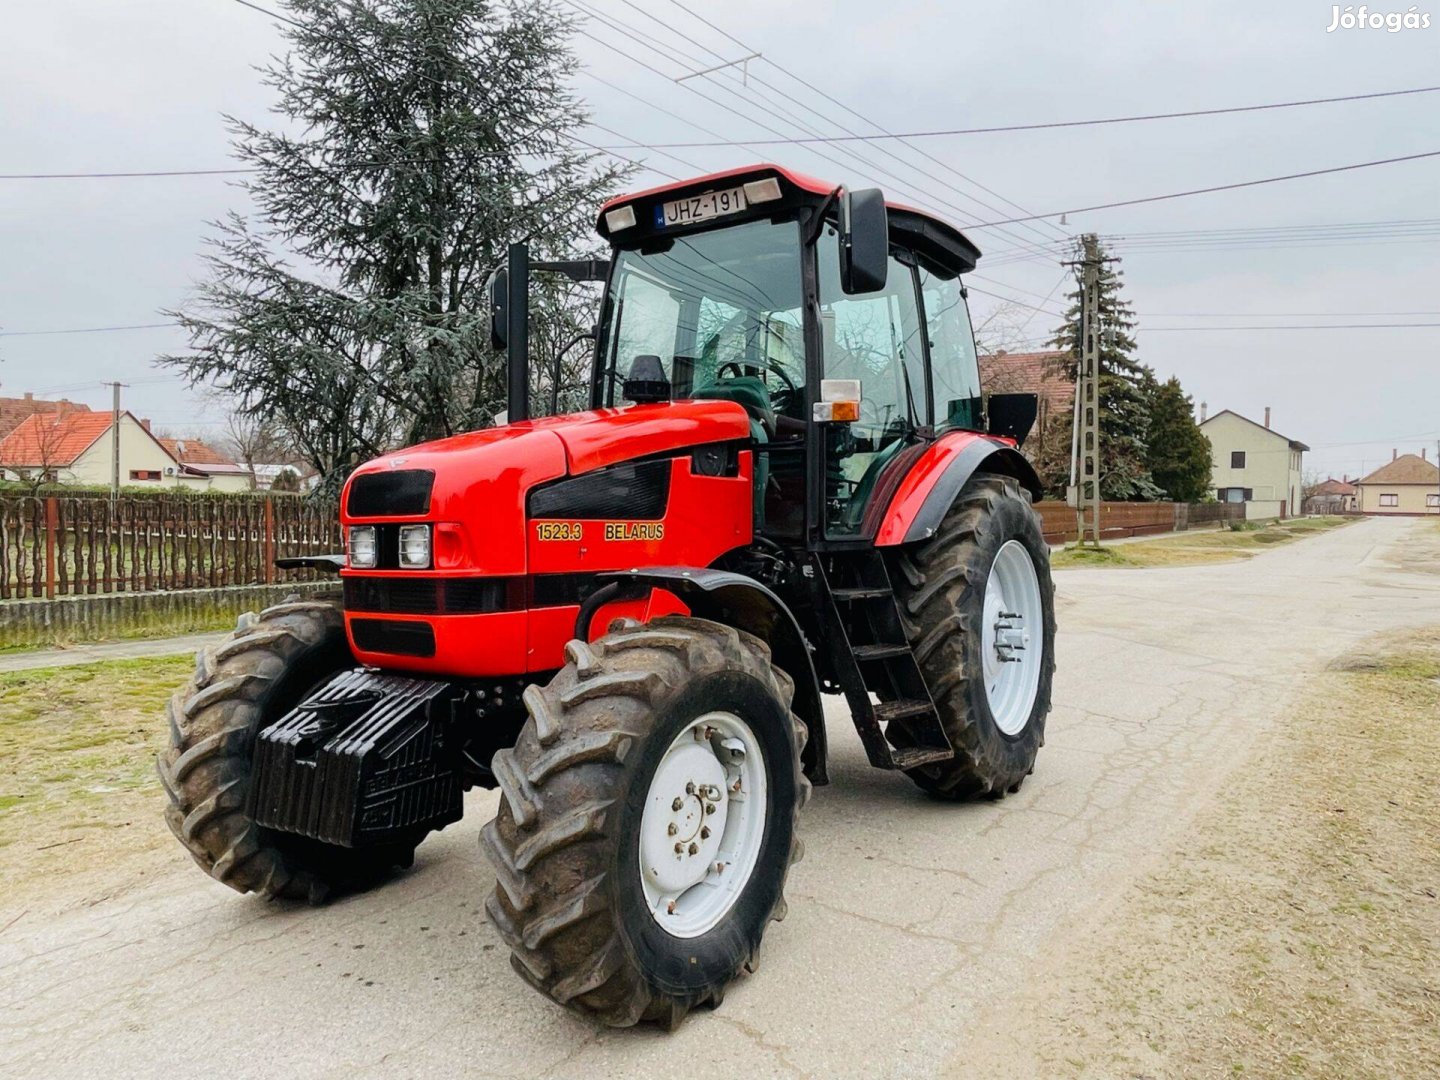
[[1143, 322, 1440, 331], [599, 84, 1440, 147], [654, 0, 1070, 247], [0, 322, 177, 337], [974, 149, 1440, 226], [568, 0, 1063, 257]]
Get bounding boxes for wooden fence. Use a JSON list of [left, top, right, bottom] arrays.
[[1035, 499, 1245, 545], [0, 494, 339, 600]]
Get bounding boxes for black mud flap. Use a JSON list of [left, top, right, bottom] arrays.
[[248, 669, 466, 847]]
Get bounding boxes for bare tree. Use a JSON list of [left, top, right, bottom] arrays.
[[217, 410, 292, 489], [972, 300, 1046, 357]]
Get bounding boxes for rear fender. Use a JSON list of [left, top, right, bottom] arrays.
[[873, 431, 1043, 546], [575, 567, 828, 785]]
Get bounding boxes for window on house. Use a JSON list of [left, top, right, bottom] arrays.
[[1379, 494, 1399, 507], [1230, 451, 1246, 469], [1427, 494, 1439, 508], [129, 469, 162, 482]]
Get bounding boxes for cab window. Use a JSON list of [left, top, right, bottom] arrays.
[[918, 266, 983, 432], [817, 225, 926, 535]]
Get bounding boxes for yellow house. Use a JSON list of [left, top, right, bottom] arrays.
[[0, 411, 251, 492], [1199, 408, 1308, 519], [1355, 452, 1440, 515]]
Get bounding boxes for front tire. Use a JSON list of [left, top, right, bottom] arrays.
[[890, 472, 1056, 799], [157, 599, 420, 902], [481, 616, 808, 1028]]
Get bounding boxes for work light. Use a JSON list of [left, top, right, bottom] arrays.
[[348, 525, 377, 568], [398, 524, 432, 569]]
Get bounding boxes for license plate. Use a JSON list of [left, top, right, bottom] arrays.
[[655, 185, 748, 228]]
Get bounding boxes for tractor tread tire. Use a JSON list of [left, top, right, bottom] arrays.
[[891, 473, 1056, 800], [483, 616, 808, 1028], [157, 597, 417, 902]]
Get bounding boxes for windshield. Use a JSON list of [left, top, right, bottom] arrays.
[[599, 218, 805, 408]]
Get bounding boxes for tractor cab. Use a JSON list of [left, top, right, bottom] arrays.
[[584, 165, 994, 546]]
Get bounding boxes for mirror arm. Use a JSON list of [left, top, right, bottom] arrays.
[[806, 186, 843, 246]]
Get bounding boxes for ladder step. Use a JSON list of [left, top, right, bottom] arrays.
[[888, 746, 955, 770], [831, 587, 892, 601], [872, 698, 936, 724], [852, 643, 911, 662]]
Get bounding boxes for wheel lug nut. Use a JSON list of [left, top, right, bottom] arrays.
[[704, 802, 716, 814], [671, 797, 683, 811], [687, 842, 699, 855], [674, 842, 683, 854], [685, 781, 696, 795], [700, 826, 710, 840], [667, 823, 677, 835]]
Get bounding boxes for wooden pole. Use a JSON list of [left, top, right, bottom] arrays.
[[44, 496, 58, 599]]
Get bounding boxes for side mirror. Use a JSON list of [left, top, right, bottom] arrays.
[[839, 188, 888, 295], [487, 268, 508, 351]]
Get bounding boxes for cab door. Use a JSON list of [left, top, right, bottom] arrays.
[[813, 224, 928, 539]]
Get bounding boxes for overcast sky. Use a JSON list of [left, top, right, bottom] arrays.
[[2, 0, 1436, 480]]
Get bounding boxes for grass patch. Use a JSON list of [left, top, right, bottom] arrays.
[[1052, 517, 1352, 570], [0, 655, 191, 900]]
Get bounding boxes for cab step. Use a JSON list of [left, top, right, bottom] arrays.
[[815, 550, 954, 771]]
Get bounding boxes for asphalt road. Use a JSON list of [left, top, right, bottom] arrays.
[[3, 517, 1435, 1079]]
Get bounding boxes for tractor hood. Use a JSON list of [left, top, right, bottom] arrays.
[[340, 399, 751, 576]]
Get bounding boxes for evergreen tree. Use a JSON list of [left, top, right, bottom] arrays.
[[1049, 242, 1163, 500], [1145, 376, 1213, 502], [162, 0, 626, 487]]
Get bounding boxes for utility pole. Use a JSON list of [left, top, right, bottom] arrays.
[[1068, 234, 1102, 546], [108, 381, 123, 500]]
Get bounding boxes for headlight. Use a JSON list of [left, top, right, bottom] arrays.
[[398, 524, 431, 569], [348, 525, 377, 568]]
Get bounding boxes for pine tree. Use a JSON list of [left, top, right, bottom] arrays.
[[1145, 376, 1213, 502], [1049, 242, 1163, 500], [162, 0, 626, 487]]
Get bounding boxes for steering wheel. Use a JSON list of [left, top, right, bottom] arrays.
[[717, 359, 799, 395], [717, 359, 800, 415]]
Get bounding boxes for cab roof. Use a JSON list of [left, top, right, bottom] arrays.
[[596, 163, 982, 275]]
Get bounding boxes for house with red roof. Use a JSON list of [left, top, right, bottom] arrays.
[[0, 393, 90, 441], [0, 410, 251, 492], [978, 350, 1073, 451]]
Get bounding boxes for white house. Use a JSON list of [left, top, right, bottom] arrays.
[[1199, 407, 1308, 519], [0, 410, 251, 492]]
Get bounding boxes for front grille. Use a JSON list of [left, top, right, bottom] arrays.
[[349, 618, 436, 657], [348, 469, 434, 517], [344, 576, 527, 615]]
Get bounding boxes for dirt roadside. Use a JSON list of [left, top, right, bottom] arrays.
[[949, 620, 1440, 1078]]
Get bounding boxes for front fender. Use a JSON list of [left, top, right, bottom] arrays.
[[576, 567, 829, 785], [873, 431, 1043, 546]]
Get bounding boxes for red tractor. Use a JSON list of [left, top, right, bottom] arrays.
[[158, 165, 1055, 1027]]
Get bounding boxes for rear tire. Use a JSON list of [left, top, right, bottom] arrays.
[[890, 473, 1056, 799], [482, 616, 809, 1028], [157, 598, 420, 902]]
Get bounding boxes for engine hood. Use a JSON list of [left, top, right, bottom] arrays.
[[340, 400, 751, 574]]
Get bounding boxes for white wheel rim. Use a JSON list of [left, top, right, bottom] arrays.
[[980, 539, 1043, 737], [638, 711, 768, 939]]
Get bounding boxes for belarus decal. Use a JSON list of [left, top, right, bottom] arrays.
[[604, 522, 665, 541], [535, 521, 583, 542]]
